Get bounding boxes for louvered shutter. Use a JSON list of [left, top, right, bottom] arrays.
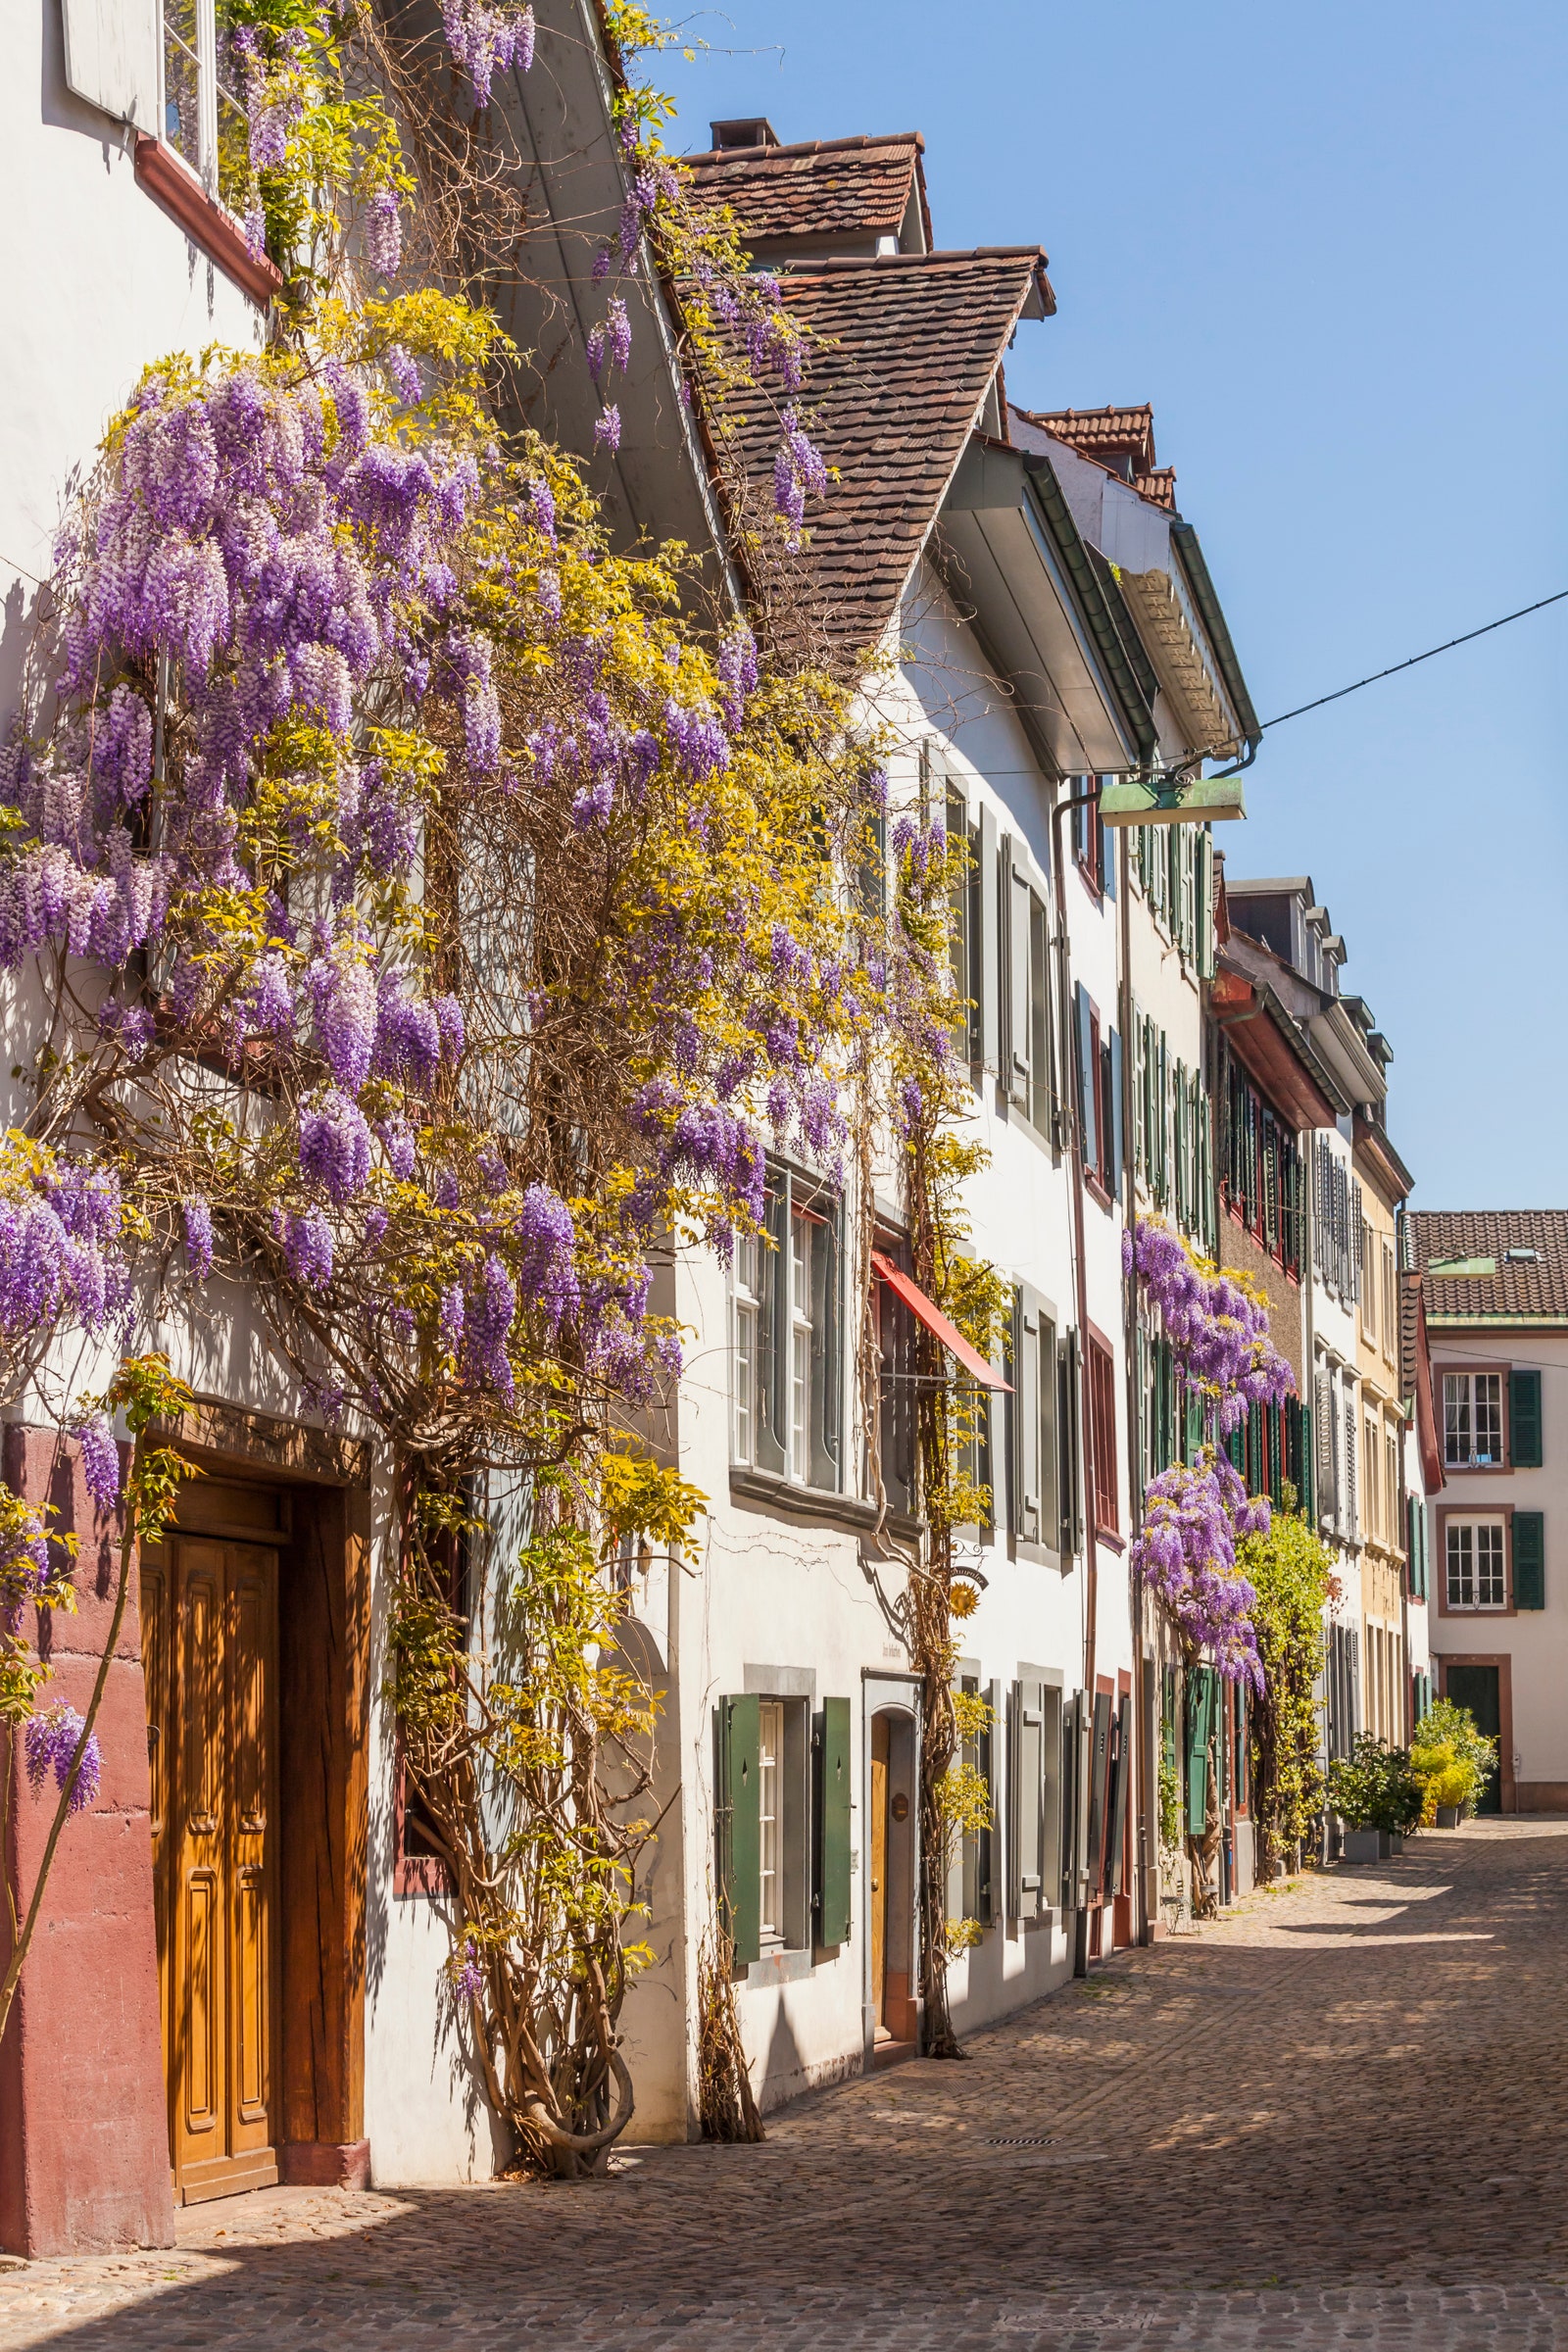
[[1101, 808, 1116, 899], [719, 1694, 761, 1965], [1107, 1694, 1133, 1897], [1185, 1669, 1213, 1837], [1510, 1369, 1544, 1467], [1107, 1027, 1124, 1193], [1058, 1329, 1083, 1556], [1012, 1288, 1042, 1543], [1006, 852, 1034, 1113], [1315, 1368, 1335, 1524], [977, 805, 1000, 1076], [1156, 1032, 1169, 1203], [1010, 1678, 1047, 1920], [1344, 1383, 1358, 1540], [1513, 1512, 1545, 1609], [1197, 829, 1216, 979], [980, 1679, 1002, 1923], [1086, 1689, 1112, 1886], [1131, 1007, 1146, 1176], [815, 1697, 853, 1946], [1074, 985, 1098, 1172], [63, 0, 161, 132]]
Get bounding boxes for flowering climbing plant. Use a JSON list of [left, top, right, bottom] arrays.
[[1127, 1217, 1294, 1689]]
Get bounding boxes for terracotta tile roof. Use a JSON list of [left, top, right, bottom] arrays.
[[1133, 466, 1177, 512], [705, 248, 1053, 662], [1024, 403, 1157, 475], [685, 134, 928, 249], [1407, 1210, 1568, 1321]]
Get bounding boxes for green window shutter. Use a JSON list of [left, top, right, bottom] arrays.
[[1010, 1678, 1047, 1921], [719, 1693, 761, 1964], [1513, 1511, 1545, 1610], [816, 1696, 853, 1946], [1510, 1369, 1544, 1468], [1161, 1668, 1177, 1782], [1185, 1669, 1213, 1837]]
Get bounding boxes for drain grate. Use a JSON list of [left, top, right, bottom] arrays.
[[986, 2134, 1054, 2147]]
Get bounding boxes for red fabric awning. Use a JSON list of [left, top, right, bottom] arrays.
[[871, 1252, 1012, 1392]]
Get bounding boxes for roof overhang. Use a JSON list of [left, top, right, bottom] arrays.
[[935, 437, 1155, 772], [1211, 968, 1347, 1127], [1352, 1111, 1414, 1206], [398, 0, 740, 603]]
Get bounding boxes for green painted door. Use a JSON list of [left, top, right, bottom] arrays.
[[1445, 1665, 1501, 1815]]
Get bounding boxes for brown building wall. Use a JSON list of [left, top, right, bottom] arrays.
[[1213, 1204, 1308, 1396]]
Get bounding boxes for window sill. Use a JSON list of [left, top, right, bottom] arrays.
[[393, 1854, 454, 1899], [133, 134, 283, 309], [1085, 1173, 1114, 1213], [728, 1465, 922, 1544], [743, 1945, 815, 1986]]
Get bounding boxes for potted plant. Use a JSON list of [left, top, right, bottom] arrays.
[[1414, 1698, 1498, 1820], [1409, 1737, 1479, 1829], [1328, 1735, 1424, 1860]]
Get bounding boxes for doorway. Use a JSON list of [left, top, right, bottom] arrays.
[[142, 1481, 284, 2204], [867, 1709, 917, 2055], [1444, 1661, 1503, 1815]]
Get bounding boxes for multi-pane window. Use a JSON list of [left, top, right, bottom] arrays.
[[1003, 841, 1056, 1140], [1446, 1518, 1505, 1610], [163, 1, 251, 209], [1132, 822, 1214, 975], [757, 1700, 783, 1942], [1363, 1414, 1381, 1544], [1217, 1043, 1302, 1275], [1382, 1243, 1396, 1365], [730, 1172, 843, 1493], [1361, 1224, 1377, 1344], [1386, 1431, 1400, 1551], [1444, 1371, 1502, 1469], [1069, 779, 1114, 898], [1074, 985, 1122, 1200], [1086, 1332, 1119, 1535], [947, 784, 982, 1077]]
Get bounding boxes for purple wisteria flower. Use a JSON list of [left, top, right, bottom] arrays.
[[74, 1409, 122, 1513], [182, 1195, 215, 1279], [366, 187, 403, 279], [454, 1939, 485, 2001], [439, 0, 534, 105], [281, 1204, 334, 1288], [309, 953, 378, 1092], [594, 406, 622, 457], [299, 1089, 373, 1201], [514, 1183, 579, 1333], [773, 408, 828, 548], [24, 1703, 101, 1813]]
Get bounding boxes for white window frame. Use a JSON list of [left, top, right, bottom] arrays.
[[1444, 1370, 1503, 1470], [789, 1216, 811, 1482], [731, 1231, 760, 1467], [1446, 1515, 1506, 1612], [161, 0, 249, 200]]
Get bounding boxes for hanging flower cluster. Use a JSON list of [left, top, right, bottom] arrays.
[[1138, 1454, 1269, 1689], [1125, 1216, 1291, 1435], [1128, 1217, 1295, 1684]]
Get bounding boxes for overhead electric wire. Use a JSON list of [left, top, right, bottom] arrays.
[[1257, 589, 1568, 733]]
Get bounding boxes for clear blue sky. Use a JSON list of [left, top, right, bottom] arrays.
[[654, 1, 1568, 1209]]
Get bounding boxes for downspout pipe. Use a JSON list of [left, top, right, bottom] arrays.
[[1050, 781, 1102, 1979], [1116, 816, 1157, 1947]]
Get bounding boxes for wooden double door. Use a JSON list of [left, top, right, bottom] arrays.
[[143, 1508, 281, 2203]]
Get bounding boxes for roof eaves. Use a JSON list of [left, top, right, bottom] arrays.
[[1015, 450, 1157, 764], [1168, 520, 1261, 755]]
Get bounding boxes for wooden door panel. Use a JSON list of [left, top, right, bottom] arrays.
[[182, 1867, 220, 2139], [869, 1753, 888, 2025], [161, 1529, 280, 2200]]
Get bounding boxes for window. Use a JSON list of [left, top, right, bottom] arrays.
[[1086, 1331, 1119, 1535], [1363, 1413, 1381, 1544], [947, 783, 983, 1077], [1444, 1371, 1502, 1469], [162, 0, 250, 209], [1382, 1243, 1396, 1365], [730, 1171, 843, 1494], [1360, 1223, 1377, 1344], [716, 1690, 820, 1964], [1133, 822, 1212, 972], [1446, 1517, 1506, 1610], [1069, 778, 1114, 899], [1313, 1140, 1362, 1304], [1216, 1040, 1301, 1274], [1010, 1287, 1062, 1552], [1074, 985, 1122, 1200], [1002, 838, 1056, 1139], [1386, 1430, 1400, 1551]]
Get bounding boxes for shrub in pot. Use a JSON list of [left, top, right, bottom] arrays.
[[1415, 1698, 1497, 1819], [1328, 1735, 1425, 1859]]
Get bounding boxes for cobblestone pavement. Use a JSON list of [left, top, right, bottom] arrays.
[[5, 1818, 1567, 2350]]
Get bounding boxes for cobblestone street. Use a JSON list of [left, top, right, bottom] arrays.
[[4, 1819, 1564, 2351]]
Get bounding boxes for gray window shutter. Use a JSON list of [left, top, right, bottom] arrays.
[[1344, 1382, 1357, 1541], [1315, 1367, 1336, 1524], [1010, 1678, 1046, 1921], [63, 0, 161, 133], [719, 1695, 761, 1966], [977, 804, 1000, 1076], [1074, 984, 1098, 1171], [1011, 1288, 1041, 1544], [1107, 1027, 1124, 1195], [1038, 1308, 1059, 1552], [1006, 856, 1034, 1113], [1086, 1689, 1112, 1887], [1058, 1328, 1083, 1557], [814, 1696, 853, 1947], [1107, 1693, 1133, 1897], [1513, 1512, 1545, 1609]]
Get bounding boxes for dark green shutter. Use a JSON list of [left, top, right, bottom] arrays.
[[1300, 1401, 1314, 1523], [1185, 1669, 1214, 1837], [1510, 1369, 1544, 1468], [1107, 1694, 1133, 1897], [816, 1696, 852, 1946], [1074, 983, 1098, 1173], [719, 1693, 761, 1964], [1513, 1511, 1545, 1610]]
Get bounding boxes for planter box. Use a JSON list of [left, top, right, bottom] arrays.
[[1342, 1828, 1390, 1863], [1436, 1805, 1462, 1829], [1390, 1834, 1406, 1855]]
